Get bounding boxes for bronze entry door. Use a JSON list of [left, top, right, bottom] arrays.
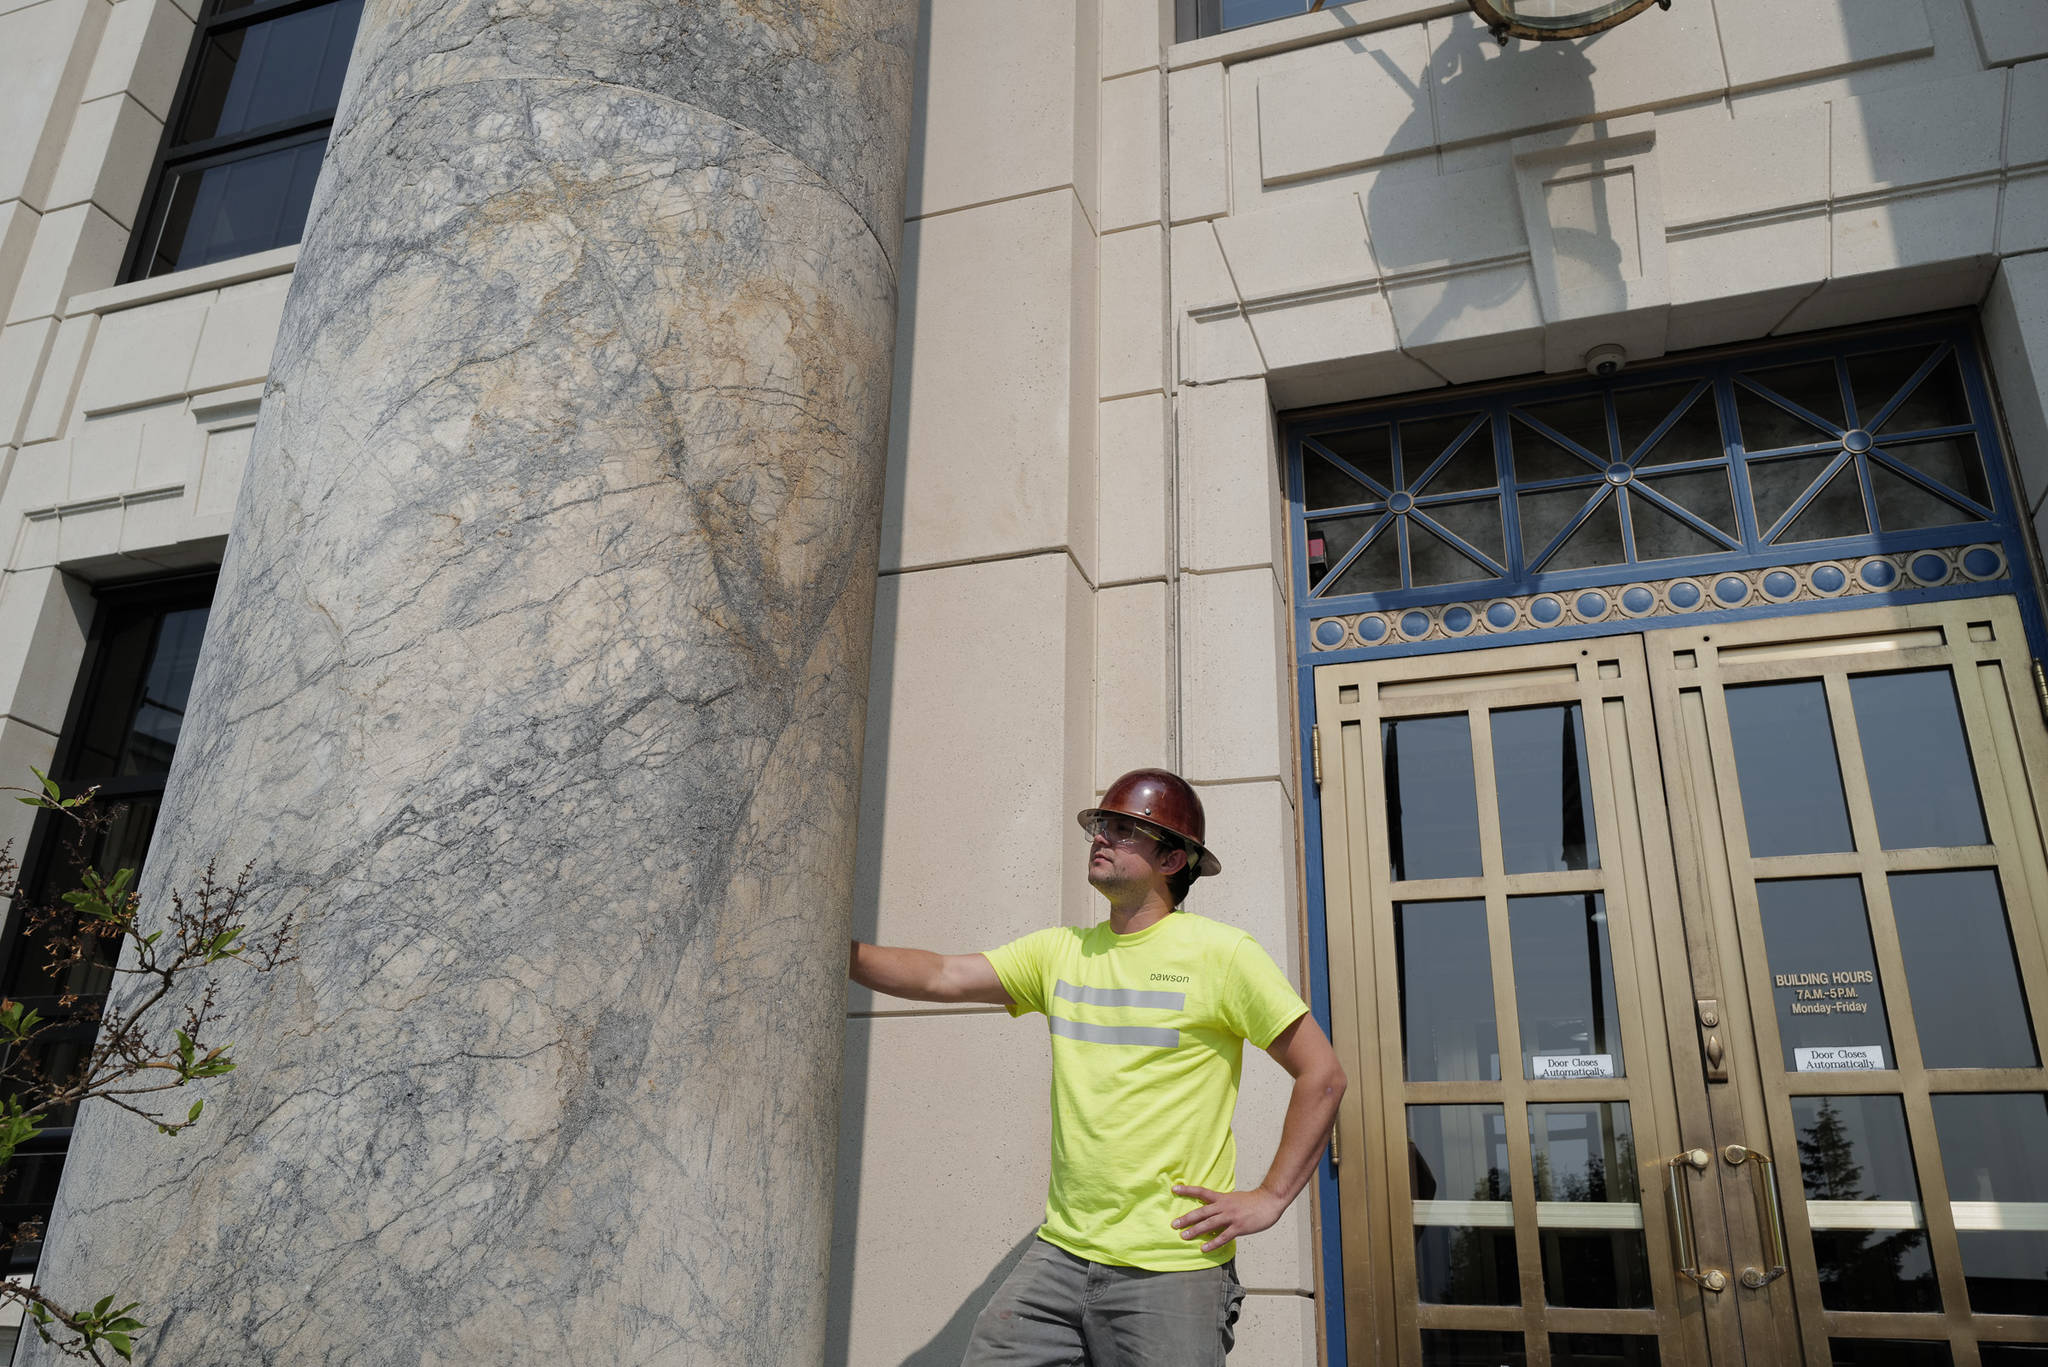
[[1314, 597, 2048, 1367]]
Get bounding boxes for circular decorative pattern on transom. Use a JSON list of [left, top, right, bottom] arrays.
[[1961, 546, 2004, 581], [1530, 595, 1564, 625], [1761, 571, 1799, 601], [1400, 610, 1432, 639], [1809, 563, 1847, 595], [1574, 591, 1609, 620], [1714, 575, 1751, 606], [1667, 580, 1703, 610], [1443, 606, 1475, 635], [1909, 552, 1950, 586], [1486, 600, 1520, 630], [1843, 428, 1874, 454], [1604, 462, 1632, 486], [1620, 585, 1656, 616], [1314, 620, 1347, 648], [1357, 615, 1389, 644], [1859, 557, 1898, 589]]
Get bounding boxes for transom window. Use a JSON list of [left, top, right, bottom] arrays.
[[1289, 324, 2020, 635], [1177, 0, 1319, 39], [122, 0, 364, 281]]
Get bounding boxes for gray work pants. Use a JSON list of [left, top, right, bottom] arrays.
[[961, 1237, 1245, 1367]]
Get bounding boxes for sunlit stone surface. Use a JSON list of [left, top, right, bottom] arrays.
[[28, 1, 917, 1361]]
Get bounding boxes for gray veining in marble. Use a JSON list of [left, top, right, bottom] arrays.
[[27, 2, 917, 1362]]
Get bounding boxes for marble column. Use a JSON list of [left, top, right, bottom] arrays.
[[28, 1, 916, 1362]]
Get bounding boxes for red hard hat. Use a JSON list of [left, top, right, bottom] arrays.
[[1077, 768, 1222, 877]]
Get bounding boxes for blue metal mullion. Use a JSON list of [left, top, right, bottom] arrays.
[[1515, 472, 1617, 494], [1734, 438, 1845, 459], [1863, 343, 1951, 433], [1302, 435, 1397, 501], [1758, 449, 1853, 545], [1733, 374, 1846, 439], [1867, 420, 1979, 444], [1298, 675, 1347, 1367], [1717, 364, 1764, 550], [1525, 485, 1610, 573], [1309, 514, 1395, 600], [1628, 479, 1744, 551], [1307, 499, 1393, 521], [1494, 404, 1528, 579], [1409, 411, 1492, 495], [1407, 504, 1508, 577], [1627, 455, 1731, 476], [1617, 480, 1640, 563], [1864, 445, 1995, 520], [1623, 378, 1713, 465], [1508, 410, 1611, 470], [1838, 354, 1881, 534]]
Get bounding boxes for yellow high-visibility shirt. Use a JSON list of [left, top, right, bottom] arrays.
[[983, 911, 1310, 1271]]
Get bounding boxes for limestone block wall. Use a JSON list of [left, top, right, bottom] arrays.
[[1151, 0, 2048, 467], [0, 0, 213, 866], [825, 1, 1112, 1363]]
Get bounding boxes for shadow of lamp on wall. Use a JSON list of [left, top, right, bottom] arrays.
[[1310, 0, 1671, 44]]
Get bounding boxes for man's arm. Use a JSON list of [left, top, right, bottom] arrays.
[[1171, 1012, 1347, 1253], [849, 941, 1014, 1006]]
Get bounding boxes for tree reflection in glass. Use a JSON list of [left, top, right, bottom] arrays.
[[1411, 1105, 1517, 1305], [1792, 1095, 1938, 1312], [1530, 1103, 1650, 1308]]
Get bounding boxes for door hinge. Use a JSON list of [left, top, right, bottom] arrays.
[[1329, 1122, 1340, 1168], [1311, 725, 1323, 788], [2034, 659, 2048, 728]]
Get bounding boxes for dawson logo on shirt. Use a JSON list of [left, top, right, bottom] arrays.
[[1150, 973, 1190, 983]]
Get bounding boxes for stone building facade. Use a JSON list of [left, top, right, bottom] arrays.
[[1, 0, 2047, 1364]]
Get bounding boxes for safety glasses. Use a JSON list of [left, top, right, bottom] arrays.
[[1081, 812, 1173, 848]]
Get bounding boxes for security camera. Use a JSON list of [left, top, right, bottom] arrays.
[[1585, 344, 1627, 378]]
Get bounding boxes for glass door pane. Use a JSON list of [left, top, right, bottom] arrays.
[[1647, 596, 2048, 1367], [1316, 637, 1711, 1367]]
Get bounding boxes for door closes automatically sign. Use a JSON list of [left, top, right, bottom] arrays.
[[1795, 1045, 1885, 1071], [1531, 1054, 1615, 1080]]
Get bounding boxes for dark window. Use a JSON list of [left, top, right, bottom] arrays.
[[1286, 326, 2023, 625], [1177, 0, 1316, 39], [0, 575, 215, 1269], [122, 0, 364, 281]]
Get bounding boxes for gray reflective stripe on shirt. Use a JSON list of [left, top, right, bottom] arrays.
[[1053, 979, 1186, 1012], [1049, 1016, 1181, 1049]]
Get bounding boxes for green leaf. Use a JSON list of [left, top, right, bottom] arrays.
[[0, 1096, 44, 1166], [187, 1099, 203, 1123], [106, 1332, 133, 1359], [33, 768, 59, 801], [92, 1294, 113, 1316]]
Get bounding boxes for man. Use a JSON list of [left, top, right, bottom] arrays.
[[849, 768, 1347, 1365]]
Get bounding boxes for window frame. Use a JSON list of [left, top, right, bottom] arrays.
[[0, 571, 217, 1270], [118, 0, 358, 284]]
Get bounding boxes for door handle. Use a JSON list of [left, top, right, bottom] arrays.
[[1664, 1148, 1727, 1292], [1723, 1144, 1790, 1289]]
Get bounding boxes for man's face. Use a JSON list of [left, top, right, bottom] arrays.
[[1084, 813, 1186, 897]]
